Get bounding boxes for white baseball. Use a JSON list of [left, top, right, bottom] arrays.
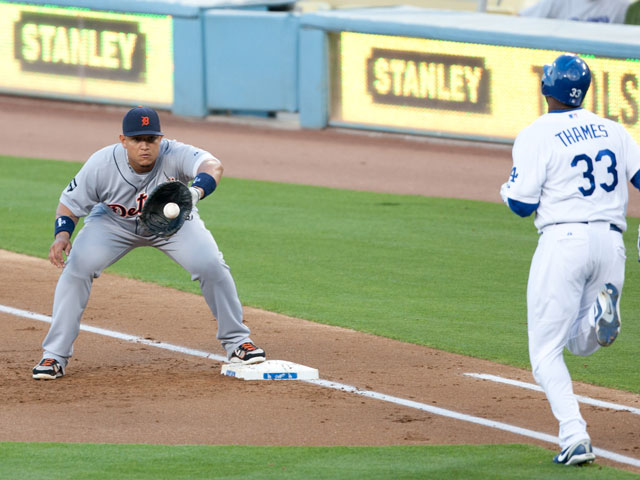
[[163, 202, 180, 219]]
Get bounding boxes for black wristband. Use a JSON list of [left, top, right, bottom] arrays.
[[192, 172, 217, 199], [54, 216, 75, 238]]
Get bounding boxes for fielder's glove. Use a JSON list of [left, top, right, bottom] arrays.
[[140, 181, 193, 237]]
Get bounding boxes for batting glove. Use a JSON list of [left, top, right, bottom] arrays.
[[499, 182, 510, 205], [189, 186, 202, 206]]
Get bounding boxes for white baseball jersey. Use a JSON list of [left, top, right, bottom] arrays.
[[520, 0, 630, 23], [504, 108, 640, 232], [60, 138, 212, 233]]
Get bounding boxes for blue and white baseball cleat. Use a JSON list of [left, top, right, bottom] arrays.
[[594, 283, 621, 347], [553, 440, 596, 466]]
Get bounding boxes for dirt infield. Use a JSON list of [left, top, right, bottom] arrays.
[[1, 96, 639, 472]]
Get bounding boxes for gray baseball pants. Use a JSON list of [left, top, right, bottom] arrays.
[[41, 208, 252, 366]]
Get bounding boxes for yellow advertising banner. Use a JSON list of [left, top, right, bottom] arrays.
[[0, 2, 173, 105], [332, 32, 640, 142]]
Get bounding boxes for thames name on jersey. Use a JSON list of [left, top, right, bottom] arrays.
[[554, 123, 609, 147]]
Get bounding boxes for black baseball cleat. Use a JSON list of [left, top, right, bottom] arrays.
[[229, 342, 266, 364], [594, 283, 621, 347], [553, 440, 596, 466], [32, 358, 65, 380]]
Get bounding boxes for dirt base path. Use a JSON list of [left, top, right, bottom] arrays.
[[1, 96, 639, 472]]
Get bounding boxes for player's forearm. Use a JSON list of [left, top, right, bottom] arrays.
[[55, 203, 79, 225], [53, 203, 78, 240], [196, 158, 223, 184], [191, 158, 222, 202]]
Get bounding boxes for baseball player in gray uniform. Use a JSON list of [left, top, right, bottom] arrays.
[[33, 106, 266, 380], [501, 54, 640, 465]]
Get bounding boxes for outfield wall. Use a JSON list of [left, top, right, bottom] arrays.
[[299, 7, 640, 143], [0, 0, 296, 117], [1, 1, 639, 143]]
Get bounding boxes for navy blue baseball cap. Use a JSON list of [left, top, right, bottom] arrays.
[[122, 106, 164, 137]]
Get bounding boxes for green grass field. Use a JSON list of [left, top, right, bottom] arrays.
[[1, 443, 637, 480], [1, 155, 638, 478]]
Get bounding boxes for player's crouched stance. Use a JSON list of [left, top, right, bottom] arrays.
[[32, 106, 266, 380], [500, 54, 639, 466]]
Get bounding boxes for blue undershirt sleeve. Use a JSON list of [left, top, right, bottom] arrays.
[[507, 198, 538, 217], [631, 170, 640, 192]]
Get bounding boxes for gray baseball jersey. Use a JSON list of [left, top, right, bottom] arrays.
[[62, 139, 206, 231], [42, 138, 253, 365]]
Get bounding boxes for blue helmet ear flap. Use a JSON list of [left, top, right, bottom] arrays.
[[541, 64, 553, 97], [540, 54, 591, 107]]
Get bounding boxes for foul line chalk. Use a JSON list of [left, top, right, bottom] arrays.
[[465, 373, 640, 416], [304, 379, 639, 468], [2, 304, 639, 469], [0, 305, 226, 363]]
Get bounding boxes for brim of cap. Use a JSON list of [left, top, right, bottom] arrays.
[[123, 130, 164, 137]]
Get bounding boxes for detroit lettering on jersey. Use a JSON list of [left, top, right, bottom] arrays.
[[555, 123, 609, 147], [107, 192, 149, 217], [59, 139, 213, 226]]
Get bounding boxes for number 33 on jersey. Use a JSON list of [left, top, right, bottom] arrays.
[[502, 107, 640, 233]]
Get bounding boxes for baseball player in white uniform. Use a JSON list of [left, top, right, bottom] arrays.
[[33, 106, 266, 380], [501, 54, 640, 465], [520, 0, 631, 23]]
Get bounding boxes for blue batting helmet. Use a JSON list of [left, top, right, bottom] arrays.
[[541, 54, 591, 107]]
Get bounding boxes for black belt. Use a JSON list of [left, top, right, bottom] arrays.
[[554, 222, 622, 233]]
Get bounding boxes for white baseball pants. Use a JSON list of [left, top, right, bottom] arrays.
[[527, 221, 625, 449]]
